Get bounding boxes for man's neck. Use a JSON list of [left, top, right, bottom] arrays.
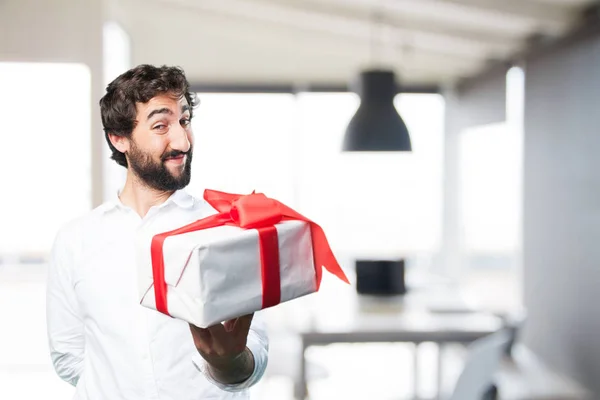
[[118, 172, 174, 218]]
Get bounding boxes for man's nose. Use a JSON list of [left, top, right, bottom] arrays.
[[170, 123, 191, 153]]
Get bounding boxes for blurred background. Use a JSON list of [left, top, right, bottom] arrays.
[[1, 0, 599, 399]]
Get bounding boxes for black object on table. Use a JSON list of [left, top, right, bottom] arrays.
[[355, 259, 407, 296]]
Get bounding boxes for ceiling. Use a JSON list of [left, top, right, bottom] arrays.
[[109, 0, 596, 89]]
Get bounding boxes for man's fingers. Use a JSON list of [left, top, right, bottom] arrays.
[[191, 314, 254, 358], [205, 323, 232, 355], [189, 324, 213, 353], [207, 321, 227, 337], [233, 313, 254, 335], [190, 324, 212, 340], [223, 318, 237, 333]]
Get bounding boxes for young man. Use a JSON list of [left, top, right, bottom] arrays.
[[46, 64, 268, 399]]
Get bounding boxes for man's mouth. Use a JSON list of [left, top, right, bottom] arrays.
[[164, 154, 186, 165]]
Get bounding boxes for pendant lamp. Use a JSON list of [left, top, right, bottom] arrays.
[[342, 69, 412, 151]]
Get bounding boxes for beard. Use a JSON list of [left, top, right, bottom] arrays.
[[127, 141, 193, 192]]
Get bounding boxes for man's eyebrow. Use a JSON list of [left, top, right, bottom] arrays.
[[147, 107, 173, 120], [182, 105, 190, 114]]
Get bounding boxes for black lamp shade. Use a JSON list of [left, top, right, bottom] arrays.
[[342, 70, 412, 151]]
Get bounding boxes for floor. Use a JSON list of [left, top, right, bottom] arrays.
[[0, 262, 517, 400]]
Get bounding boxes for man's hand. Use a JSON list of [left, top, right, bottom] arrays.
[[189, 314, 255, 385]]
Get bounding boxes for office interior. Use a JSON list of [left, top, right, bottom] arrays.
[[1, 0, 600, 399]]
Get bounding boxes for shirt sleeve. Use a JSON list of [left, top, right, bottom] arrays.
[[46, 226, 86, 386], [192, 312, 269, 392]]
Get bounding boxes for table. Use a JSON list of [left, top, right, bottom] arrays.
[[290, 271, 504, 399]]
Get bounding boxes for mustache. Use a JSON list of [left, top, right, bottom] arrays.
[[161, 149, 191, 162]]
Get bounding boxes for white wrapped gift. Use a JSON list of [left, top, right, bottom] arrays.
[[137, 220, 318, 328], [136, 190, 347, 328]]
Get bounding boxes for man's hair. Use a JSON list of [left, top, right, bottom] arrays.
[[99, 64, 198, 168]]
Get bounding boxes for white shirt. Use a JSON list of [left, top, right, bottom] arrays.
[[46, 190, 269, 400]]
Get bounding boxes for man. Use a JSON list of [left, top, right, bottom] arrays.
[[46, 64, 268, 399]]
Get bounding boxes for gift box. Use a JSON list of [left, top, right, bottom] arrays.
[[137, 189, 349, 328]]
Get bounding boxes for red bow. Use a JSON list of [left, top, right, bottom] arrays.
[[150, 189, 349, 317]]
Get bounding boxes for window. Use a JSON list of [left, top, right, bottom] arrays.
[[459, 122, 522, 255], [458, 67, 524, 262], [189, 93, 297, 205], [190, 92, 445, 261], [456, 67, 525, 312], [0, 62, 92, 257]]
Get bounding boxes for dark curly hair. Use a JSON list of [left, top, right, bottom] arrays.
[[99, 64, 198, 168]]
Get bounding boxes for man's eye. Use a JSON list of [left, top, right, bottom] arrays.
[[153, 124, 167, 130], [180, 118, 191, 126]]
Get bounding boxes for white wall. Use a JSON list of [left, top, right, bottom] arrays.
[[522, 30, 600, 396], [0, 0, 105, 207]]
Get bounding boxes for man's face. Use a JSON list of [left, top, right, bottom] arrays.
[[126, 94, 194, 191]]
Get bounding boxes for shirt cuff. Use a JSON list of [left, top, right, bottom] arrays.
[[192, 329, 269, 392]]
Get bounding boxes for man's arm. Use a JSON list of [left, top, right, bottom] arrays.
[[46, 228, 85, 386], [190, 313, 269, 391]]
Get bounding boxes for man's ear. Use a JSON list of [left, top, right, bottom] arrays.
[[108, 133, 130, 154]]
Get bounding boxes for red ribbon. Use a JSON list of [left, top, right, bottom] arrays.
[[150, 189, 349, 317]]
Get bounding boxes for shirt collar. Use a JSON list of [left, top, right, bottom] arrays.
[[100, 189, 195, 214]]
